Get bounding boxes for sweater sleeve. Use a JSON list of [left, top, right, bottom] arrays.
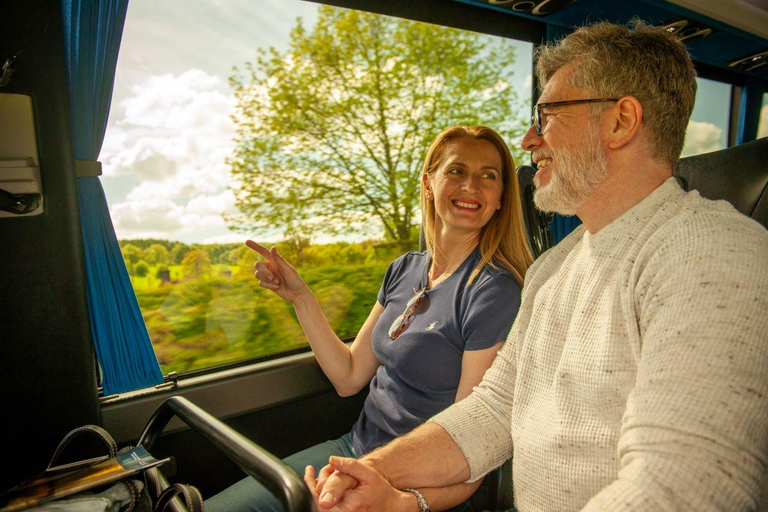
[[583, 212, 768, 511], [430, 318, 519, 481]]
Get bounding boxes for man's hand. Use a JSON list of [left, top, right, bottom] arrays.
[[304, 457, 414, 511], [313, 463, 356, 499]]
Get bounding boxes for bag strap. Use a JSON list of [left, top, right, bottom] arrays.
[[48, 424, 118, 468], [154, 483, 203, 512], [143, 466, 165, 501]]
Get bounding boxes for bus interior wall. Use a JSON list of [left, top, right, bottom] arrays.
[[0, 0, 99, 490]]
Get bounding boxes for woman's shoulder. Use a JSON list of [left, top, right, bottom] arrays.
[[388, 250, 429, 273], [471, 256, 520, 292]]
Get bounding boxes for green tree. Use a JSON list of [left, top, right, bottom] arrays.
[[142, 243, 170, 266], [227, 6, 526, 246], [121, 243, 143, 266], [134, 259, 151, 278], [170, 243, 188, 265], [181, 250, 212, 280]]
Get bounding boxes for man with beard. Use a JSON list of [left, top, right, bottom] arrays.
[[305, 21, 768, 512]]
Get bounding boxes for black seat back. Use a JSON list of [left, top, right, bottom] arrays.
[[517, 165, 553, 258], [674, 137, 768, 228]]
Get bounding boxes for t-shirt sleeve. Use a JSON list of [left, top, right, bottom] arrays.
[[377, 255, 403, 306], [461, 272, 521, 351]]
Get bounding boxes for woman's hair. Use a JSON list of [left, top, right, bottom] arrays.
[[421, 125, 534, 286], [535, 20, 697, 166]]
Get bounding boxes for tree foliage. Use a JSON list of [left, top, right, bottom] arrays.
[[142, 244, 170, 266], [121, 243, 143, 270], [181, 250, 212, 280], [228, 6, 526, 244], [134, 260, 151, 277]]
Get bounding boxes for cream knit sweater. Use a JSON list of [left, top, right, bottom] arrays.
[[432, 178, 768, 511]]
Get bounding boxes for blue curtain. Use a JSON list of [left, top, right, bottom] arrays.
[[62, 0, 164, 394]]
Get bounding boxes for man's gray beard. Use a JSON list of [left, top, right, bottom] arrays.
[[533, 123, 608, 216]]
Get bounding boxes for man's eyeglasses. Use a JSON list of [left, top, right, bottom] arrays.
[[388, 287, 427, 340], [531, 98, 618, 136]]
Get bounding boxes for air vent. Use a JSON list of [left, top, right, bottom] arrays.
[[728, 50, 768, 72], [660, 17, 714, 44], [487, 0, 577, 16]]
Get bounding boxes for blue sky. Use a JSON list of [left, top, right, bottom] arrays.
[[100, 0, 741, 244]]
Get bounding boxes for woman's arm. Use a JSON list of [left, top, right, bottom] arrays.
[[455, 341, 504, 402], [402, 341, 503, 510], [247, 240, 382, 396]]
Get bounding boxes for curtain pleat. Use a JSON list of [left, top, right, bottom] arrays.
[[63, 0, 164, 394]]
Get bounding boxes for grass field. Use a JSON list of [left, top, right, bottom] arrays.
[[132, 261, 389, 374]]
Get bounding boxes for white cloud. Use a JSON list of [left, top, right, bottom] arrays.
[[110, 190, 237, 241], [523, 74, 532, 89], [102, 70, 235, 180], [681, 120, 723, 158], [110, 198, 186, 236], [121, 70, 230, 129], [101, 69, 239, 241]]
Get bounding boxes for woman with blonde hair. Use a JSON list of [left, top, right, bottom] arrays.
[[207, 125, 533, 512]]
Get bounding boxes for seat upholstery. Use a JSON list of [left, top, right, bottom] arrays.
[[674, 137, 768, 229]]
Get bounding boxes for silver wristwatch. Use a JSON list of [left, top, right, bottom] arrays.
[[402, 488, 431, 512]]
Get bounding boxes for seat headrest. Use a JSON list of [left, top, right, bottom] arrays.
[[674, 138, 768, 228]]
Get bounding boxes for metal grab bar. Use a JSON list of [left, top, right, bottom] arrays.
[[137, 396, 316, 512]]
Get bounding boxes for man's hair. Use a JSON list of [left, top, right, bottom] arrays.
[[421, 125, 533, 287], [535, 20, 697, 165]]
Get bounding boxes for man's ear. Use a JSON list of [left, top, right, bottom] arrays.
[[607, 96, 642, 150]]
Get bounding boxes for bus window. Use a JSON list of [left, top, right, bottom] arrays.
[[681, 77, 731, 157], [758, 92, 768, 139], [100, 0, 533, 379]]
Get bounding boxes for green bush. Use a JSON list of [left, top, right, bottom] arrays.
[[134, 260, 150, 277]]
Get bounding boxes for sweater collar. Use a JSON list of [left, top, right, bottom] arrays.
[[582, 177, 684, 246]]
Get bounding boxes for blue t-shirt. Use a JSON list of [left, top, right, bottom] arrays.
[[350, 248, 522, 455]]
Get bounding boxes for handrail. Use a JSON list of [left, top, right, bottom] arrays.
[[137, 396, 316, 512]]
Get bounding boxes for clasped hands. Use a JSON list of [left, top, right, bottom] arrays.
[[303, 457, 414, 511]]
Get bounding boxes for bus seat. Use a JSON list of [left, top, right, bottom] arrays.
[[517, 165, 553, 258], [487, 458, 514, 512], [674, 137, 768, 229]]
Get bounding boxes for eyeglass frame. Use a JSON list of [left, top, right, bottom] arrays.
[[388, 287, 427, 340], [531, 98, 619, 136]]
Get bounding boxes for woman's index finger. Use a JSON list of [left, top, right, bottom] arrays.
[[245, 240, 272, 260]]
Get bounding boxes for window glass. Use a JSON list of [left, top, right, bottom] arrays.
[[102, 0, 533, 375], [681, 77, 731, 157], [757, 92, 768, 139]]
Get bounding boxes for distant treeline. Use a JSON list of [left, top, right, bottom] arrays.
[[118, 238, 416, 276]]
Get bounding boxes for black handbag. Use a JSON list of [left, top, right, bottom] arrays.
[[1, 424, 202, 512]]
